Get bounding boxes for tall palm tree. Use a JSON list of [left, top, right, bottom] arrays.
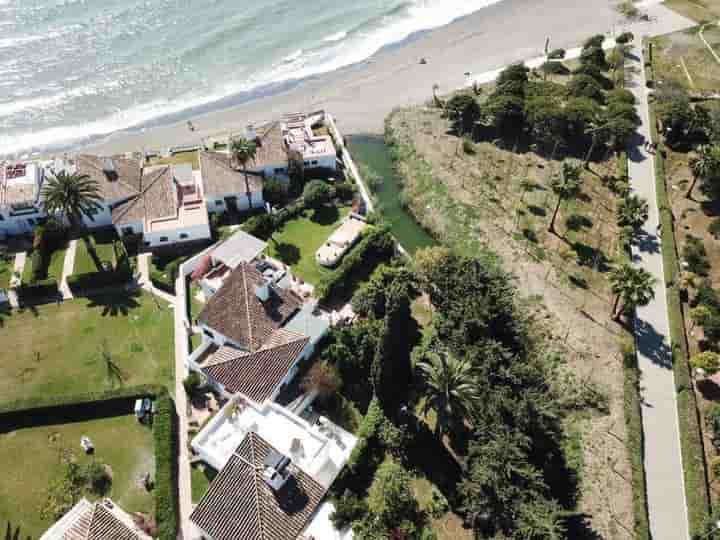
[[608, 263, 656, 321], [231, 137, 258, 210], [549, 160, 583, 235], [42, 171, 102, 232], [687, 144, 720, 200], [417, 348, 482, 439], [42, 170, 103, 270], [616, 194, 649, 231]]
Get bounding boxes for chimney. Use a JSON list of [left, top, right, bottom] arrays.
[[262, 450, 291, 491], [254, 278, 270, 302]]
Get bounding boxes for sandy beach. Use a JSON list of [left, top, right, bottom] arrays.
[[86, 0, 692, 155]]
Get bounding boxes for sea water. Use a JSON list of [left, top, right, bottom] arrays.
[[0, 0, 502, 156]]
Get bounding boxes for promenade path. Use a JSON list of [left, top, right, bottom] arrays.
[[626, 41, 689, 540]]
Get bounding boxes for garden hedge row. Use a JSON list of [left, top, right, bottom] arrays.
[[15, 277, 59, 302], [316, 227, 396, 303], [153, 392, 179, 540]]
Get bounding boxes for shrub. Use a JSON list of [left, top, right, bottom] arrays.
[[608, 88, 636, 106], [16, 277, 58, 302], [547, 48, 566, 60], [183, 372, 204, 396], [303, 179, 333, 209], [153, 393, 178, 540], [316, 227, 396, 303], [541, 61, 570, 75], [263, 177, 287, 206], [690, 352, 720, 374], [84, 462, 112, 495], [334, 182, 356, 202], [462, 138, 476, 154], [693, 281, 720, 311], [29, 251, 46, 283], [330, 490, 368, 530], [242, 213, 276, 240], [683, 235, 710, 276], [300, 361, 342, 401], [367, 460, 418, 529], [708, 218, 720, 239], [568, 74, 604, 102], [616, 31, 635, 44]]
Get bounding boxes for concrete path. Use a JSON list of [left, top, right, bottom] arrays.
[[59, 240, 78, 300], [626, 42, 689, 540], [137, 252, 176, 304], [173, 272, 193, 539], [6, 251, 26, 308]]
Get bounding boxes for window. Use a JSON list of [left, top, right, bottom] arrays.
[[303, 161, 310, 166], [215, 200, 223, 206], [311, 160, 318, 166], [274, 167, 285, 174], [122, 227, 134, 236], [0, 214, 4, 221], [203, 329, 214, 339], [179, 233, 189, 239], [144, 241, 151, 247], [159, 236, 168, 242], [27, 218, 35, 225]]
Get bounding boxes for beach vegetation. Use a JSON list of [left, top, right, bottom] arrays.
[[444, 93, 481, 136]]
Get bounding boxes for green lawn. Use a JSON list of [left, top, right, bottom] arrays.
[[191, 463, 216, 503], [0, 291, 174, 404], [74, 230, 117, 274], [188, 281, 205, 323], [148, 150, 200, 170], [266, 205, 350, 285], [22, 244, 68, 284], [0, 413, 154, 538]]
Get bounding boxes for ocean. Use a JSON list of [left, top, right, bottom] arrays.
[[0, 0, 502, 157]]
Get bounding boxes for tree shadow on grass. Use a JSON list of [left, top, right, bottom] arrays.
[[527, 204, 547, 217], [572, 241, 609, 272], [274, 242, 301, 265], [86, 291, 141, 317], [310, 205, 340, 225]]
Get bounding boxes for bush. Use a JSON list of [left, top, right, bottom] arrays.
[[367, 460, 418, 529], [263, 177, 287, 206], [29, 251, 45, 283], [568, 74, 605, 102], [84, 462, 112, 495], [330, 490, 368, 530], [547, 48, 566, 60], [303, 179, 333, 209], [335, 182, 356, 202], [300, 361, 342, 401], [242, 213, 276, 240], [462, 138, 476, 154], [16, 277, 58, 302], [541, 61, 570, 75], [153, 393, 178, 540], [690, 352, 720, 374], [683, 235, 710, 276], [693, 282, 720, 311], [183, 372, 204, 396], [616, 31, 635, 44], [708, 218, 720, 239], [316, 227, 396, 303], [608, 88, 636, 106]]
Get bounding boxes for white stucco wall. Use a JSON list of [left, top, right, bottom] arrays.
[[142, 223, 212, 248], [205, 190, 263, 214]]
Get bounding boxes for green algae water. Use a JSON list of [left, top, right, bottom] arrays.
[[349, 135, 436, 254]]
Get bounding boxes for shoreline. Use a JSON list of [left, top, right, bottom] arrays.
[[17, 0, 694, 158]]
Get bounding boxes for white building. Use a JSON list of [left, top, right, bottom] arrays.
[[199, 151, 264, 215], [0, 161, 47, 238], [189, 397, 356, 540]]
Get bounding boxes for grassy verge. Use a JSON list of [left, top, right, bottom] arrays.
[[647, 89, 710, 532], [74, 230, 117, 274]]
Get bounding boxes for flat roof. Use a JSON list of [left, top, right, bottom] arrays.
[[211, 229, 268, 269]]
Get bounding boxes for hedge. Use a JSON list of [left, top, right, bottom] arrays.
[[67, 267, 132, 292], [316, 227, 396, 303], [153, 392, 179, 540]]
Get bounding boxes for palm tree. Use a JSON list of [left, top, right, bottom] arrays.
[[231, 137, 258, 210], [616, 194, 649, 231], [687, 144, 720, 199], [417, 348, 482, 439], [42, 171, 102, 232], [608, 263, 656, 321], [549, 160, 583, 235]]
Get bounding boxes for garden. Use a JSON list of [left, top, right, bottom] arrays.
[[21, 225, 68, 287], [0, 291, 174, 404], [0, 412, 154, 538], [73, 227, 118, 274]]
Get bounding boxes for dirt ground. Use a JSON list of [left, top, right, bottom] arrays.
[[387, 106, 634, 538], [651, 28, 720, 92]]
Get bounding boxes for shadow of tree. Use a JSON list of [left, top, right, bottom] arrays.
[[569, 274, 589, 289], [86, 291, 141, 317], [274, 242, 301, 265], [527, 204, 547, 217], [311, 205, 340, 225], [697, 378, 720, 401], [572, 241, 608, 271], [565, 214, 593, 231]]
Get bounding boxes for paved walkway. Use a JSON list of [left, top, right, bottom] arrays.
[[59, 240, 78, 300], [137, 252, 176, 304], [173, 272, 193, 539], [626, 42, 689, 540]]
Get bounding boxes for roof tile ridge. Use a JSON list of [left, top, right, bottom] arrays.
[[247, 434, 267, 540], [241, 265, 254, 352]]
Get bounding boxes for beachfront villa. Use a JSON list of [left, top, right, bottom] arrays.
[[233, 112, 338, 179], [316, 213, 367, 267], [40, 497, 152, 540], [65, 155, 212, 248], [0, 161, 47, 239], [199, 150, 264, 214], [189, 396, 356, 540]]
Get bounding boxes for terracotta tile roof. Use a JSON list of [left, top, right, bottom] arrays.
[[200, 151, 262, 198], [251, 123, 289, 173], [74, 155, 143, 203], [202, 329, 309, 401], [111, 166, 178, 226], [62, 500, 149, 540], [198, 262, 302, 351], [190, 432, 326, 540]]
